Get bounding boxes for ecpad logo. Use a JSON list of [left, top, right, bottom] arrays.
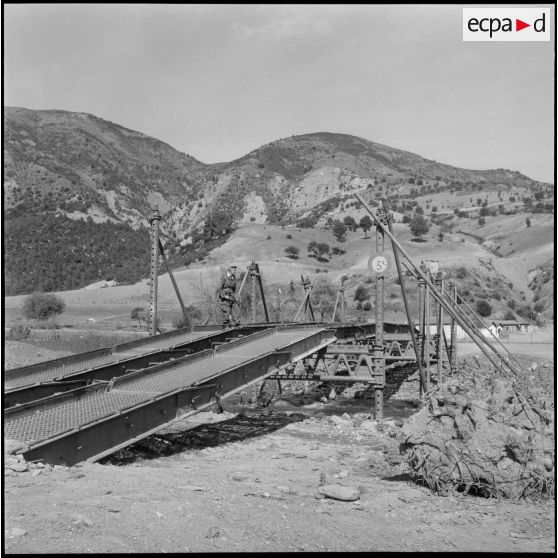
[[463, 8, 550, 41]]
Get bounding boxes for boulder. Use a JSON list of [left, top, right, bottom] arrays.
[[318, 484, 360, 501]]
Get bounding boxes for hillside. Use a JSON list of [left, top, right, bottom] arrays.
[[3, 107, 553, 297], [4, 106, 206, 226]]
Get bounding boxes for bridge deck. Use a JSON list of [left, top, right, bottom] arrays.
[[5, 327, 335, 464], [4, 329, 223, 391]]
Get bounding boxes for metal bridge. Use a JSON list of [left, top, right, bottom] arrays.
[[4, 192, 520, 469], [3, 321, 422, 466], [4, 324, 335, 465]]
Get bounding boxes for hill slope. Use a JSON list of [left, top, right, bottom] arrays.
[[3, 107, 553, 297], [4, 106, 206, 226]]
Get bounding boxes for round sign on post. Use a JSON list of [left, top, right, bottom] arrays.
[[368, 252, 391, 276]]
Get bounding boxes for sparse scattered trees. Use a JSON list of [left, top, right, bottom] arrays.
[[331, 220, 347, 242], [343, 216, 358, 233], [359, 215, 373, 238], [22, 292, 65, 322], [131, 307, 147, 328], [409, 214, 429, 240], [308, 241, 330, 261], [285, 245, 300, 260], [354, 284, 369, 302]]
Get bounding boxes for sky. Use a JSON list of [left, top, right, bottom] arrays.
[[4, 4, 555, 182]]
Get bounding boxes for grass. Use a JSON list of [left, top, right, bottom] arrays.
[[23, 331, 144, 354]]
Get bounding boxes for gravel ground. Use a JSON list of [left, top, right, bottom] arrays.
[[3, 339, 555, 553]]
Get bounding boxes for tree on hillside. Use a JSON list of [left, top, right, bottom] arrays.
[[354, 284, 369, 302], [203, 208, 235, 240], [307, 241, 330, 261], [131, 307, 147, 328], [22, 292, 65, 323], [476, 299, 492, 317], [343, 216, 358, 233], [409, 214, 429, 241], [331, 220, 347, 242], [359, 215, 373, 238], [284, 245, 300, 260]]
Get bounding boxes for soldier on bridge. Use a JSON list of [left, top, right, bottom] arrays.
[[218, 266, 238, 325]]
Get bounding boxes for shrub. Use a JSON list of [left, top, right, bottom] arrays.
[[476, 299, 492, 317], [131, 307, 147, 327], [284, 245, 300, 260], [409, 214, 429, 239], [331, 220, 347, 242], [8, 325, 31, 341], [354, 285, 369, 302], [172, 305, 202, 331], [362, 301, 372, 311], [22, 292, 65, 321]]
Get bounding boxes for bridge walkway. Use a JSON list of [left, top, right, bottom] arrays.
[[4, 326, 335, 465]]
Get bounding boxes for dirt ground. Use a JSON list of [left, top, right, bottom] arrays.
[[3, 339, 556, 554]]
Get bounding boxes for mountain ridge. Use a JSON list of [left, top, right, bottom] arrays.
[[3, 106, 553, 297]]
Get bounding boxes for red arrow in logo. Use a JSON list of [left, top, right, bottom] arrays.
[[516, 19, 530, 31]]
